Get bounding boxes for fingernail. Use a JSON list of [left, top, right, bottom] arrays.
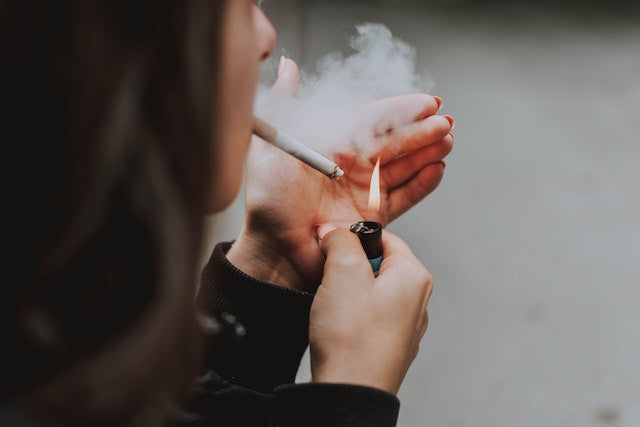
[[434, 96, 443, 111], [278, 55, 287, 77], [316, 224, 337, 241], [444, 115, 455, 130]]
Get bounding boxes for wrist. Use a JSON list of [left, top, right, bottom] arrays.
[[312, 356, 401, 395], [227, 230, 306, 290]]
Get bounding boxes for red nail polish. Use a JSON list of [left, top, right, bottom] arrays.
[[443, 115, 455, 130], [434, 96, 443, 111]]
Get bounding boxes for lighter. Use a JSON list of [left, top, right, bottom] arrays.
[[350, 221, 383, 276]]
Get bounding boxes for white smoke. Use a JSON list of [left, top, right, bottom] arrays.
[[256, 23, 434, 154]]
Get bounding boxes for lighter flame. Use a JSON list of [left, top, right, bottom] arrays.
[[368, 155, 381, 212]]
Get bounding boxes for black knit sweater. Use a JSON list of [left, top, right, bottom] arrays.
[[181, 242, 400, 427], [0, 243, 400, 426]]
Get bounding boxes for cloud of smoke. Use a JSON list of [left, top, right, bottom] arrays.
[[256, 23, 434, 154]]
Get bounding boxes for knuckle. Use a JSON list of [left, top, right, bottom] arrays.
[[413, 265, 433, 292], [412, 344, 420, 361], [425, 272, 434, 291], [397, 263, 434, 298], [420, 265, 433, 282], [424, 269, 434, 286]]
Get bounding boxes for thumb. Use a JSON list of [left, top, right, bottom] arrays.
[[318, 227, 372, 285], [271, 56, 302, 97]]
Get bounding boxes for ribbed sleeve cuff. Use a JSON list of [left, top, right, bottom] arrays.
[[196, 242, 314, 394], [274, 383, 400, 427]]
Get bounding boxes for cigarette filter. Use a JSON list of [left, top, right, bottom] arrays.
[[350, 221, 383, 276]]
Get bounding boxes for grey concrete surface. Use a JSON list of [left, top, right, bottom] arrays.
[[208, 2, 640, 426]]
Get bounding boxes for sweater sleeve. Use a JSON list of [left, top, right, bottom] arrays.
[[274, 383, 400, 427], [187, 242, 400, 427], [196, 242, 314, 393]]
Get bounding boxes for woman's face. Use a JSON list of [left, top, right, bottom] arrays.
[[209, 1, 276, 212]]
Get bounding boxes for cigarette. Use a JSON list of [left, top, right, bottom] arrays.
[[253, 116, 344, 180]]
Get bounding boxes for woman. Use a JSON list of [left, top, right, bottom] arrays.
[[2, 0, 454, 425]]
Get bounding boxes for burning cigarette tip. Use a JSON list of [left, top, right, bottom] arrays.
[[331, 167, 345, 180]]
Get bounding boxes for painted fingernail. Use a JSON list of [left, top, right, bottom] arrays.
[[317, 224, 337, 241], [434, 96, 443, 111], [278, 55, 287, 77], [444, 115, 455, 130]]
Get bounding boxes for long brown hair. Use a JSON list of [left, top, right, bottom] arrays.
[[2, 0, 227, 424]]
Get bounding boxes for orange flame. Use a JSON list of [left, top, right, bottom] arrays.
[[368, 155, 381, 212]]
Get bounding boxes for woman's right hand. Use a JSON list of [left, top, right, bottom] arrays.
[[309, 225, 433, 394]]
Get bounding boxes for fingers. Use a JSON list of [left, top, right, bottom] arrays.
[[319, 228, 373, 286], [270, 56, 302, 97], [382, 133, 454, 190], [379, 231, 434, 342], [381, 235, 433, 319], [375, 115, 453, 163], [378, 230, 431, 279], [319, 228, 428, 285], [378, 229, 419, 263], [386, 162, 445, 221], [311, 227, 434, 394], [356, 94, 442, 136]]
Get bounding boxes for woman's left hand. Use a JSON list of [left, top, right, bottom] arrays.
[[227, 58, 454, 289]]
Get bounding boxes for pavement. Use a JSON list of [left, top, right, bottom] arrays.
[[207, 2, 640, 426]]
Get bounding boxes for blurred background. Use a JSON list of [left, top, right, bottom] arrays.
[[207, 1, 640, 426]]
